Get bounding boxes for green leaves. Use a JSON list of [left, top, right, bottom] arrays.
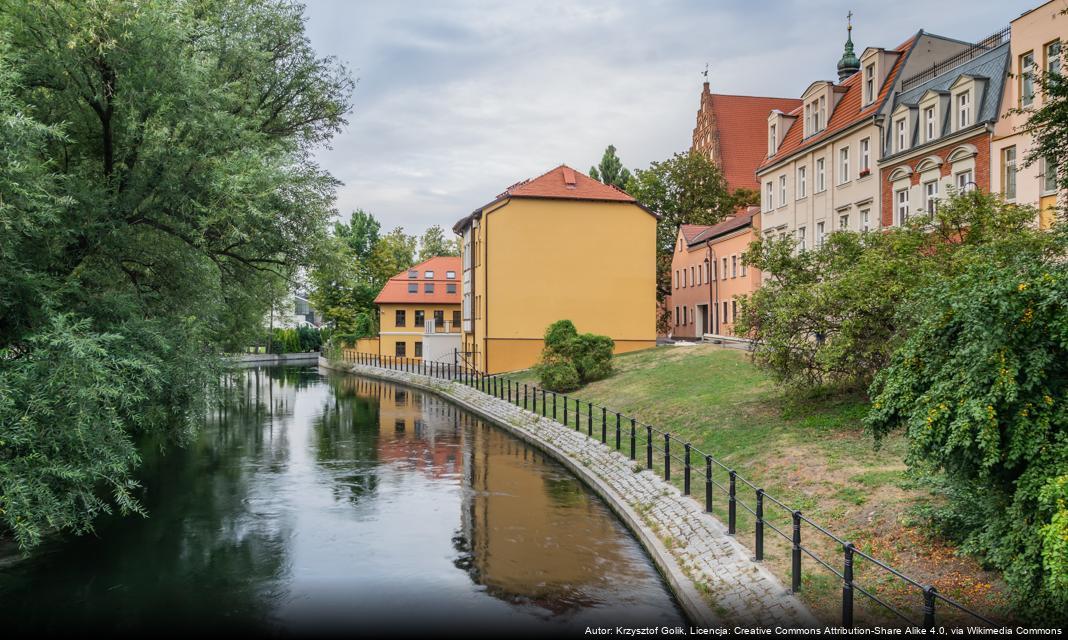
[[535, 320, 614, 392]]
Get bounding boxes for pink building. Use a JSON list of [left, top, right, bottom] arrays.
[[669, 207, 761, 339]]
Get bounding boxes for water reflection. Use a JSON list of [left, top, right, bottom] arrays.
[[0, 366, 683, 635]]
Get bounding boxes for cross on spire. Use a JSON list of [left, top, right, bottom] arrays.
[[847, 10, 853, 31]]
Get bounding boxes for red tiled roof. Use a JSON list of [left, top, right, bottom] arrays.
[[374, 256, 462, 305], [680, 223, 709, 244], [503, 164, 636, 202], [689, 206, 759, 245], [706, 94, 802, 191], [758, 35, 918, 172]]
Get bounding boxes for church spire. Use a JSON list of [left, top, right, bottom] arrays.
[[837, 11, 860, 81]]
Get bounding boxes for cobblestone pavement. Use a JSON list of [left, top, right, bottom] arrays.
[[332, 362, 816, 627]]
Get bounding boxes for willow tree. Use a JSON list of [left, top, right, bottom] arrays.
[[0, 0, 353, 549]]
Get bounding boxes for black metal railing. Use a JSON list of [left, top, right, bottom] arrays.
[[338, 349, 999, 629], [900, 27, 1010, 92]]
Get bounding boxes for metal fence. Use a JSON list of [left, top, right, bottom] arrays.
[[339, 349, 999, 629], [900, 27, 1010, 92]]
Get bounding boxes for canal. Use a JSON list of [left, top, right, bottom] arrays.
[[1, 365, 684, 635]]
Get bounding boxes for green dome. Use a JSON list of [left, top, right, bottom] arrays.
[[837, 26, 860, 80]]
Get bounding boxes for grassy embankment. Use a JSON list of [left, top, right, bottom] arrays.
[[509, 344, 1009, 624]]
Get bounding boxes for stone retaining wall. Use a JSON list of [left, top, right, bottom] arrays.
[[320, 357, 816, 628]]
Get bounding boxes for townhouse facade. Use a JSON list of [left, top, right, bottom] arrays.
[[373, 256, 462, 363], [990, 0, 1064, 228], [756, 25, 987, 248], [669, 208, 761, 339], [879, 33, 1011, 225], [454, 165, 657, 374]]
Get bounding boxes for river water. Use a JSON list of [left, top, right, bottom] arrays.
[[1, 365, 684, 635]]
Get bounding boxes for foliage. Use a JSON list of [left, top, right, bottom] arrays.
[[418, 225, 460, 260], [626, 150, 740, 300], [535, 320, 613, 391], [368, 227, 417, 289], [866, 223, 1068, 621], [267, 326, 323, 353], [737, 191, 1037, 392], [0, 0, 351, 548], [588, 144, 632, 190], [336, 210, 381, 262]]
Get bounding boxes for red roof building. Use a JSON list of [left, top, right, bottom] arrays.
[[374, 256, 462, 305]]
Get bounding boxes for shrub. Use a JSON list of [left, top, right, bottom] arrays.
[[535, 320, 614, 391]]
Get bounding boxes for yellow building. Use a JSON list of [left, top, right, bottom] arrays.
[[374, 256, 462, 362], [453, 165, 657, 374]]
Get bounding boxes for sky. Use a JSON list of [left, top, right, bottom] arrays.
[[302, 0, 1041, 237]]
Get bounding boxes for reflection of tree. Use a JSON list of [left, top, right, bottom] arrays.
[[313, 383, 381, 505]]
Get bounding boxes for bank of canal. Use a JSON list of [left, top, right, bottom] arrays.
[[0, 365, 684, 634]]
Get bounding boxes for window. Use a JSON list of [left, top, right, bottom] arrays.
[[424, 283, 434, 293], [816, 221, 825, 248], [408, 282, 418, 293], [839, 214, 849, 230], [697, 265, 702, 286], [864, 63, 875, 104], [414, 341, 423, 358], [395, 341, 406, 357], [689, 266, 695, 286], [797, 166, 807, 198], [816, 158, 826, 192], [924, 180, 939, 214], [731, 255, 737, 278], [896, 188, 910, 225], [446, 270, 456, 279], [434, 310, 444, 327], [452, 310, 461, 326], [818, 95, 826, 131], [414, 310, 425, 327], [741, 259, 747, 277], [395, 310, 406, 327], [1021, 52, 1035, 108], [721, 257, 727, 280], [765, 181, 774, 211], [923, 107, 936, 142], [683, 305, 688, 325], [797, 227, 806, 252], [675, 306, 680, 327], [1002, 146, 1017, 201], [860, 138, 870, 174], [674, 270, 679, 289], [769, 123, 777, 156], [424, 270, 434, 278], [732, 300, 737, 324], [861, 208, 870, 232], [722, 301, 728, 325], [895, 118, 908, 152], [1044, 157, 1058, 194], [1048, 41, 1062, 77], [446, 283, 456, 294], [839, 147, 850, 183], [956, 170, 973, 192], [779, 175, 787, 205], [957, 91, 971, 129], [407, 270, 418, 279]]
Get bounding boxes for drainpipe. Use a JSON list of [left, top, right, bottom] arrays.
[[705, 240, 718, 336]]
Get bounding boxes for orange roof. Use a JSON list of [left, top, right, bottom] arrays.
[[680, 223, 710, 244], [374, 256, 462, 305], [704, 93, 802, 191], [758, 35, 918, 172], [689, 207, 759, 245]]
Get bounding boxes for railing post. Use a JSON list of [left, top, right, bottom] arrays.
[[584, 401, 590, 436], [552, 392, 557, 420], [663, 434, 670, 481], [630, 418, 636, 460], [705, 456, 713, 512], [728, 470, 737, 535], [646, 425, 653, 469], [842, 543, 855, 628], [792, 511, 802, 593], [524, 384, 528, 410], [507, 380, 512, 403], [563, 395, 568, 425], [755, 488, 764, 561], [615, 412, 621, 450], [683, 443, 691, 495], [542, 389, 547, 417], [923, 586, 937, 628]]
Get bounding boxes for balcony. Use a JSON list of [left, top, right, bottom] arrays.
[[424, 320, 460, 335]]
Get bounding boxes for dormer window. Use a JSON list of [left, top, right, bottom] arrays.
[[895, 117, 908, 153], [769, 123, 777, 157], [957, 91, 971, 129], [818, 95, 826, 131], [923, 106, 936, 142], [803, 91, 829, 137], [864, 63, 875, 104]]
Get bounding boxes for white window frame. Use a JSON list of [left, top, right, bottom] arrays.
[[769, 123, 777, 156], [839, 214, 849, 230], [816, 221, 825, 248], [1021, 51, 1035, 108], [896, 188, 910, 225], [956, 170, 974, 193], [860, 138, 870, 174], [861, 208, 871, 232], [1003, 146, 1017, 201], [797, 226, 806, 253], [797, 166, 807, 198], [895, 118, 908, 152], [864, 64, 875, 104], [923, 180, 939, 214], [765, 181, 774, 211], [957, 91, 971, 130], [839, 147, 850, 184], [779, 175, 787, 206], [923, 106, 936, 142], [816, 158, 826, 192]]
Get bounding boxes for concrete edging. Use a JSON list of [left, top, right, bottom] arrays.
[[319, 357, 762, 627]]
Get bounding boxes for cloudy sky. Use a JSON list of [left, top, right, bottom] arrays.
[[303, 0, 1039, 237]]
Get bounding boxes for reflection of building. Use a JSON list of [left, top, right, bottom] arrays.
[[374, 256, 462, 363], [454, 165, 657, 373], [990, 1, 1063, 228]]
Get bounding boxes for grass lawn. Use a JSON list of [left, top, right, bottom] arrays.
[[508, 343, 1009, 624]]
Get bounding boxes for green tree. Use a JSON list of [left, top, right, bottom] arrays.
[[626, 150, 737, 302], [588, 144, 632, 190], [866, 223, 1068, 621], [0, 0, 352, 549], [368, 227, 417, 288], [418, 225, 459, 260], [337, 209, 381, 262]]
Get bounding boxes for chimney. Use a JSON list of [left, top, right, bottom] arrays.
[[562, 166, 577, 188]]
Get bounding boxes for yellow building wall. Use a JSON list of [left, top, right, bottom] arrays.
[[462, 198, 657, 373], [379, 302, 460, 360]]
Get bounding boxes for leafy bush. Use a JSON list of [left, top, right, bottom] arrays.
[[535, 320, 613, 391], [866, 223, 1068, 622], [268, 326, 323, 353]]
